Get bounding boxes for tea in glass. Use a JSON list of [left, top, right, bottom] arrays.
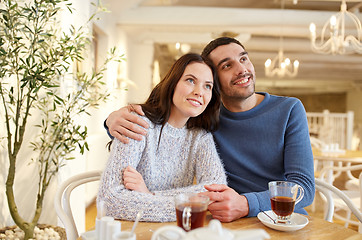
[[174, 193, 209, 231], [268, 181, 304, 224]]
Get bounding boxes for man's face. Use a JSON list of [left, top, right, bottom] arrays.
[[209, 43, 256, 102]]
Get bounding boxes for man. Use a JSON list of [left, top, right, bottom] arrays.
[[105, 37, 315, 222]]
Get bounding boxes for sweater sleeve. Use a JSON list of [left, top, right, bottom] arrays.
[[195, 133, 227, 186], [103, 119, 114, 139], [98, 138, 177, 222], [244, 100, 315, 217]]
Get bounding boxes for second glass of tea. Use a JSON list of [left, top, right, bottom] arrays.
[[268, 181, 304, 224], [174, 193, 209, 231]]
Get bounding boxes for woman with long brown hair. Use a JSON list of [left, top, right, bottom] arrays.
[[98, 53, 226, 222]]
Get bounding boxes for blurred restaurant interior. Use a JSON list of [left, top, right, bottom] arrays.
[[1, 0, 362, 237], [100, 0, 362, 138]]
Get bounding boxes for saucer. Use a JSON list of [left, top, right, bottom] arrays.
[[257, 210, 309, 232]]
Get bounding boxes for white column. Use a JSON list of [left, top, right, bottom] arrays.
[[126, 38, 155, 104]]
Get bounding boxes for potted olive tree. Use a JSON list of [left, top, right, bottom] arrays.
[[0, 0, 121, 239]]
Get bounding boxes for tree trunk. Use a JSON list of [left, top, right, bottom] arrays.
[[5, 148, 37, 240]]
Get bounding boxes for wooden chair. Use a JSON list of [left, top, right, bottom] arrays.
[[54, 171, 102, 240]]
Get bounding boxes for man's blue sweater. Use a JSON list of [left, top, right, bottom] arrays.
[[213, 92, 315, 217]]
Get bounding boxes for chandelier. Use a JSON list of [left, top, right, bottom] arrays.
[[264, 0, 299, 78], [264, 47, 299, 78], [309, 0, 362, 55]]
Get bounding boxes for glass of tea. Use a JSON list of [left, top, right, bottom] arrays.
[[268, 181, 304, 224], [174, 193, 209, 231]]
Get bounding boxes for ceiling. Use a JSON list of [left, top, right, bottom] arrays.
[[105, 0, 362, 95]]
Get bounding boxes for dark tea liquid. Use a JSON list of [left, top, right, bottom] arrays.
[[270, 196, 295, 216], [175, 202, 207, 231]]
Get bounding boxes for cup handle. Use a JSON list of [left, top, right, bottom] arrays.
[[295, 185, 304, 205], [182, 206, 192, 231]]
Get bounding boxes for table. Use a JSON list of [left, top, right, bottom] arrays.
[[312, 148, 362, 183], [81, 214, 362, 240], [313, 148, 362, 164]]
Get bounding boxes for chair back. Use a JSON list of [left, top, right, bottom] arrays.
[[315, 178, 362, 230], [54, 171, 102, 240], [319, 163, 362, 186], [310, 136, 327, 150]]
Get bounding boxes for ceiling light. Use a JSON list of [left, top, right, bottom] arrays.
[[309, 0, 362, 55], [173, 42, 191, 59], [175, 42, 181, 50], [265, 49, 299, 78], [264, 0, 299, 78]]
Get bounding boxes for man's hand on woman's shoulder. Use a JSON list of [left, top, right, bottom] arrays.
[[106, 104, 149, 143]]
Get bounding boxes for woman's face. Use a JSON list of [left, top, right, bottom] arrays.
[[169, 62, 214, 128]]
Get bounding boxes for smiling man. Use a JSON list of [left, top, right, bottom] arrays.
[[196, 37, 314, 222], [104, 37, 315, 222]]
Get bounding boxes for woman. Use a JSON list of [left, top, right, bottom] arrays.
[[97, 53, 227, 222]]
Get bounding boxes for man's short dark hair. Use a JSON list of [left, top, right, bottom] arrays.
[[201, 37, 246, 59]]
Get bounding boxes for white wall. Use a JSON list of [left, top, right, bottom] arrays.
[[126, 37, 154, 104], [0, 0, 128, 235]]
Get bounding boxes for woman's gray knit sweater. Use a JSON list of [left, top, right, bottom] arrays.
[[98, 116, 227, 222]]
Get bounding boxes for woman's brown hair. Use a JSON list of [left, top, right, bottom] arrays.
[[107, 53, 220, 150]]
